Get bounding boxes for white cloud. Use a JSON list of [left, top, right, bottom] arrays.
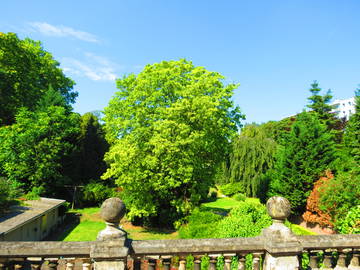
[[61, 52, 119, 82], [28, 22, 98, 43]]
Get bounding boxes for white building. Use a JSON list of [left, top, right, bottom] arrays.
[[331, 97, 355, 120]]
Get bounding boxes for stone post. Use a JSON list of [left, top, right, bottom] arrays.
[[262, 196, 302, 270], [90, 197, 129, 270]]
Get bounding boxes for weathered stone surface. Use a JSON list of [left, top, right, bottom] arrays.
[[263, 253, 299, 270], [266, 196, 291, 221], [93, 260, 125, 270], [100, 198, 126, 224]]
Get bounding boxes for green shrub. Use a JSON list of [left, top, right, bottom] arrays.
[[24, 186, 45, 200], [335, 205, 360, 234], [319, 170, 360, 222], [219, 182, 245, 197], [178, 208, 222, 239], [217, 199, 272, 238], [232, 193, 246, 202], [0, 177, 22, 213], [81, 180, 118, 206]]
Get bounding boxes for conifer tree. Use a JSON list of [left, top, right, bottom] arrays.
[[343, 88, 360, 164], [268, 112, 337, 214]]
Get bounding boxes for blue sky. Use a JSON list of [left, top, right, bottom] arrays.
[[2, 1, 359, 123]]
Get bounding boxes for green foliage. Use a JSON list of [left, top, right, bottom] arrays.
[[219, 182, 245, 196], [178, 208, 223, 239], [24, 186, 45, 200], [268, 112, 337, 214], [227, 124, 277, 197], [102, 59, 244, 226], [72, 113, 109, 184], [343, 89, 360, 165], [307, 81, 334, 125], [0, 106, 80, 194], [0, 32, 77, 126], [335, 205, 360, 234], [217, 200, 272, 238], [0, 177, 22, 213], [179, 199, 271, 239], [319, 170, 360, 224], [232, 193, 246, 202], [82, 180, 117, 206], [258, 117, 296, 145]]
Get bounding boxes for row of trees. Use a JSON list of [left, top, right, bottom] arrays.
[[0, 33, 109, 210], [220, 81, 359, 232]]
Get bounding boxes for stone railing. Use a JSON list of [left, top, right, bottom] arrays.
[[0, 197, 359, 270]]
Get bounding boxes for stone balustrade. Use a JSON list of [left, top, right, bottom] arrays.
[[0, 196, 359, 270]]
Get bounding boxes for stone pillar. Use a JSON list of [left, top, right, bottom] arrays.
[[262, 196, 302, 270], [91, 197, 129, 270]]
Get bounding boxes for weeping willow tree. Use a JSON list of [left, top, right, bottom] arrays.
[[228, 124, 277, 197]]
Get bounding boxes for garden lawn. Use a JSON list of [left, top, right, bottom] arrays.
[[60, 207, 178, 241], [201, 197, 242, 212]]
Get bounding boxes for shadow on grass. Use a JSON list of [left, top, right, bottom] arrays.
[[200, 206, 229, 216], [45, 213, 81, 241]]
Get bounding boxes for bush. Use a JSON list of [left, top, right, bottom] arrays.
[[219, 182, 245, 197], [0, 177, 22, 213], [319, 170, 360, 223], [335, 206, 360, 234], [24, 186, 45, 200], [217, 199, 272, 238], [232, 193, 246, 202], [178, 208, 222, 239], [81, 180, 118, 206]]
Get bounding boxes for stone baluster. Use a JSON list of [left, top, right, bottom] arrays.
[[179, 256, 186, 270], [237, 255, 246, 270], [46, 258, 59, 270], [309, 251, 320, 270], [90, 197, 129, 270], [148, 259, 156, 270], [161, 257, 171, 270], [28, 257, 42, 270], [14, 263, 23, 270], [253, 253, 262, 270], [322, 251, 333, 270], [262, 196, 301, 270], [209, 256, 217, 270], [0, 262, 5, 270], [194, 256, 201, 270], [334, 249, 348, 270], [66, 261, 75, 270], [349, 250, 360, 270], [83, 262, 91, 270], [132, 257, 142, 270], [224, 256, 232, 270]]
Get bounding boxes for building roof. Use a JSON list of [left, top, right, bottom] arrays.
[[0, 197, 65, 236]]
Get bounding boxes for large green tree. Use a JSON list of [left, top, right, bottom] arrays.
[[0, 32, 77, 125], [267, 112, 337, 214], [102, 59, 243, 225], [0, 105, 80, 196], [343, 89, 360, 164], [227, 124, 277, 197]]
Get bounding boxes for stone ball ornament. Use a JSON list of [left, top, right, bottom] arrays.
[[100, 197, 126, 224], [266, 196, 291, 221]]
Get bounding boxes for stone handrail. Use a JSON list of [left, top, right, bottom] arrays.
[[0, 196, 359, 270]]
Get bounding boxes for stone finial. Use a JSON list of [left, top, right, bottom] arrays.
[[97, 197, 127, 241], [262, 196, 294, 240], [266, 196, 291, 222]]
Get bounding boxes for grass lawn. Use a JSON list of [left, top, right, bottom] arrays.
[[201, 197, 242, 212], [59, 207, 178, 241]]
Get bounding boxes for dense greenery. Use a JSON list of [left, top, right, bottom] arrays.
[[226, 124, 277, 197], [0, 32, 77, 126], [102, 59, 243, 226], [179, 199, 271, 239], [267, 112, 337, 214]]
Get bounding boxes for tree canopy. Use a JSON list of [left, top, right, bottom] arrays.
[[0, 32, 77, 125], [102, 59, 243, 225], [227, 124, 277, 197], [267, 112, 337, 214]]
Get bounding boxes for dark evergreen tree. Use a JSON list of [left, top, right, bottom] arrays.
[[267, 112, 337, 214], [343, 89, 360, 165]]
